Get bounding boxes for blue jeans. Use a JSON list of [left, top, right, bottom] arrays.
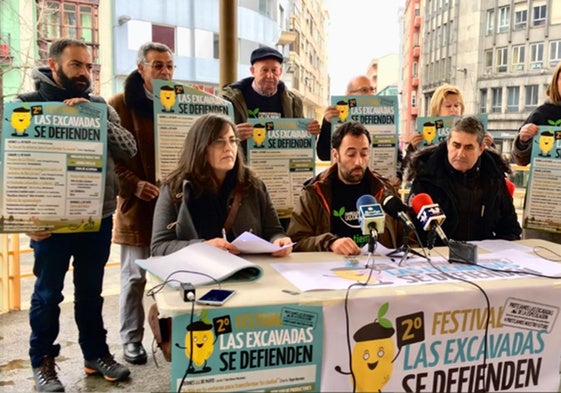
[[29, 216, 112, 367]]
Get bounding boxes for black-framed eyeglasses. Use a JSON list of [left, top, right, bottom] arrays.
[[211, 137, 241, 149], [144, 61, 176, 72], [349, 86, 376, 94]]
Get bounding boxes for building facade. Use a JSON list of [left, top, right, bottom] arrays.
[[0, 0, 329, 120], [401, 0, 561, 158]]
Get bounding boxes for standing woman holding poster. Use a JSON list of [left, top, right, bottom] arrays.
[[511, 62, 561, 242], [151, 114, 293, 257], [404, 84, 494, 171]]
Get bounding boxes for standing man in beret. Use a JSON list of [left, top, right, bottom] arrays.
[[221, 46, 320, 156]]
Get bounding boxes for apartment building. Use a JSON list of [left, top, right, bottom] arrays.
[[401, 0, 561, 158], [0, 0, 329, 118]]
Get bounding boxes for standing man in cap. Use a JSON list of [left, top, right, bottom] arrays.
[[222, 46, 320, 155]]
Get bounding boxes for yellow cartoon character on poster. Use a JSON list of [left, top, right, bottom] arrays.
[[336, 100, 350, 123], [176, 319, 215, 373], [252, 123, 267, 148], [422, 121, 436, 145], [329, 266, 379, 285], [335, 302, 396, 392], [537, 131, 554, 157], [159, 85, 176, 112], [10, 105, 32, 137]]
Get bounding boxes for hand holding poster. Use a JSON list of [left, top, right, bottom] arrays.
[[522, 125, 561, 233], [1, 102, 107, 233]]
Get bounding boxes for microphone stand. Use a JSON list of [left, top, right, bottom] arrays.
[[386, 225, 429, 265], [368, 228, 377, 254], [364, 226, 378, 269]]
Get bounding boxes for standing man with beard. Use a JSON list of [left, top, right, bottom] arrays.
[[287, 121, 402, 255], [108, 42, 174, 365], [16, 38, 137, 391]]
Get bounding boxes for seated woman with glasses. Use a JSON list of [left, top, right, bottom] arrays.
[[151, 113, 293, 256]]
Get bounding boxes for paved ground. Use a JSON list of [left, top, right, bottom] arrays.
[[0, 237, 171, 392]]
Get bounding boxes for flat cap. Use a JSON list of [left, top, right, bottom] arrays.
[[250, 46, 283, 65]]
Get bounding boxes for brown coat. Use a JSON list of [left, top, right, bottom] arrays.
[[287, 164, 404, 252], [109, 71, 157, 246]]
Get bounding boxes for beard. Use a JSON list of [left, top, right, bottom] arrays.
[[340, 166, 366, 184], [56, 67, 91, 96]]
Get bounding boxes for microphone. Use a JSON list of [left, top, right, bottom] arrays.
[[356, 194, 385, 237], [382, 194, 415, 230], [410, 193, 448, 246]]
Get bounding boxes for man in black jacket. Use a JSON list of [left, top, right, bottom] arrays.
[[405, 115, 521, 247]]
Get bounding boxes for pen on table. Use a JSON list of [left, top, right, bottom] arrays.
[[282, 289, 300, 295], [222, 228, 227, 242]]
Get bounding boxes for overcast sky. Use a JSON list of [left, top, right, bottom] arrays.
[[324, 0, 402, 95]]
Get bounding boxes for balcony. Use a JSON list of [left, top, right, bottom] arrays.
[[0, 44, 13, 65], [410, 107, 418, 116], [414, 16, 421, 28], [412, 77, 419, 87], [277, 30, 298, 46], [413, 45, 420, 58]]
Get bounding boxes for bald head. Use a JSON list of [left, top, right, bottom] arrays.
[[346, 75, 375, 95]]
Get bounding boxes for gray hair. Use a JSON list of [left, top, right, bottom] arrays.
[[136, 42, 173, 65], [450, 115, 485, 146]]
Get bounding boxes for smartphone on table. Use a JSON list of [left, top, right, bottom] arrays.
[[196, 289, 236, 306]]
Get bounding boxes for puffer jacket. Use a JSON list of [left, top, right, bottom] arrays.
[[109, 70, 157, 246], [16, 66, 137, 218], [406, 142, 521, 246], [287, 164, 403, 251]]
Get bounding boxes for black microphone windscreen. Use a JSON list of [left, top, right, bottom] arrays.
[[382, 195, 407, 218]]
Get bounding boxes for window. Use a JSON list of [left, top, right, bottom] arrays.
[[514, 9, 527, 29], [492, 88, 502, 113], [412, 91, 417, 107], [486, 10, 494, 35], [412, 61, 418, 77], [512, 45, 525, 71], [507, 87, 520, 112], [194, 29, 214, 59], [498, 6, 510, 33], [550, 40, 561, 67], [152, 24, 175, 53], [36, 0, 100, 90], [485, 50, 493, 72], [530, 42, 544, 69], [496, 47, 507, 73], [37, 1, 99, 60], [480, 89, 488, 114], [525, 85, 539, 109], [533, 5, 546, 26]]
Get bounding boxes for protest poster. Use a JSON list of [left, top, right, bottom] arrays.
[[1, 102, 107, 233], [153, 80, 233, 183], [247, 118, 315, 219]]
